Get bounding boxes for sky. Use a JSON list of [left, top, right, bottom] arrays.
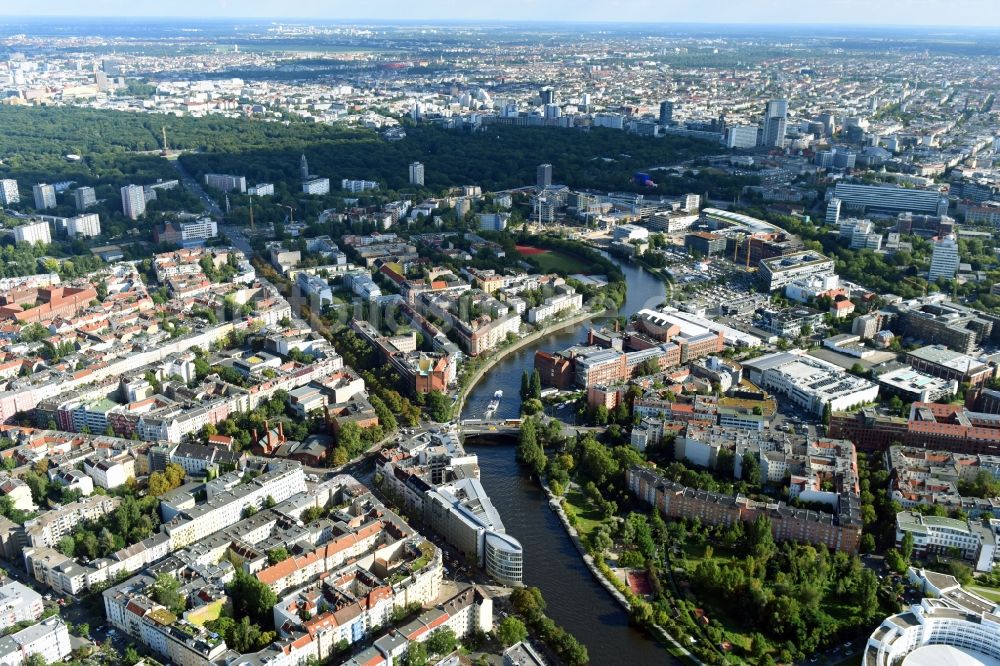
[[2, 0, 1000, 27]]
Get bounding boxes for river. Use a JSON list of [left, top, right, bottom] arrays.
[[462, 255, 673, 665]]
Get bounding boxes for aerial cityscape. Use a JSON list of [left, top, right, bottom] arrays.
[[0, 6, 998, 666]]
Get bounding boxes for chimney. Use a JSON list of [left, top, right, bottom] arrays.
[[278, 421, 285, 442]]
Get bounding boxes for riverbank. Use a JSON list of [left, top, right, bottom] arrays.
[[455, 309, 596, 416], [540, 480, 703, 665]]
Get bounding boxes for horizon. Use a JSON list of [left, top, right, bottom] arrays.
[[2, 1, 1000, 28]]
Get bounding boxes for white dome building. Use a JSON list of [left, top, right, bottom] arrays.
[[865, 569, 1000, 666]]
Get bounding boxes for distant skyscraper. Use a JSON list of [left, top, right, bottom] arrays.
[[300, 154, 310, 181], [121, 184, 146, 220], [761, 98, 788, 148], [32, 184, 56, 210], [537, 164, 553, 189], [540, 87, 558, 105], [409, 162, 425, 187], [826, 198, 842, 226], [659, 100, 673, 126], [0, 179, 19, 206], [74, 186, 96, 212], [928, 234, 960, 281]]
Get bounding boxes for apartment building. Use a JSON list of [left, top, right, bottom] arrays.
[[12, 221, 51, 246], [203, 173, 246, 193], [161, 462, 306, 549], [628, 466, 862, 553]]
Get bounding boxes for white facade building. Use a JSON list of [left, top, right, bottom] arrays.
[[303, 178, 331, 195], [928, 234, 960, 281], [121, 184, 146, 220], [13, 221, 51, 246], [0, 179, 19, 206], [67, 213, 101, 238], [32, 184, 56, 210]]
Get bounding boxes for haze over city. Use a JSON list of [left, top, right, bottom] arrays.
[[1, 0, 999, 25], [0, 7, 999, 666]]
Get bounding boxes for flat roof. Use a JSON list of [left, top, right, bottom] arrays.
[[902, 644, 1000, 666]]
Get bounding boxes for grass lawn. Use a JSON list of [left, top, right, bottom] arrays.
[[968, 585, 1000, 603], [523, 249, 584, 274], [563, 485, 607, 536]]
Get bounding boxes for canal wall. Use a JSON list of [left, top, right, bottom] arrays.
[[455, 309, 595, 417], [541, 482, 703, 666]]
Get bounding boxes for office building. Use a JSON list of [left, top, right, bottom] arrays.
[[478, 213, 509, 232], [726, 125, 759, 149], [742, 351, 879, 416], [758, 251, 835, 291], [832, 182, 949, 216], [0, 179, 19, 206], [203, 173, 246, 193], [409, 161, 425, 186], [864, 573, 1000, 666], [540, 87, 558, 105], [895, 512, 993, 569], [658, 100, 673, 126], [928, 234, 960, 281], [888, 297, 995, 354], [73, 186, 96, 211], [829, 402, 1000, 455], [825, 198, 842, 225], [32, 184, 56, 210], [13, 220, 52, 246], [907, 344, 993, 388], [120, 185, 146, 220], [536, 163, 552, 189], [685, 231, 728, 257], [761, 98, 788, 148]]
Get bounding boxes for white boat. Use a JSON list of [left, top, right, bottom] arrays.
[[485, 390, 503, 416]]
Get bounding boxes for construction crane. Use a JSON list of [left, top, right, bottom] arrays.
[[277, 204, 295, 225]]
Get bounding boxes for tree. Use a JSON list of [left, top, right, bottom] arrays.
[[426, 390, 452, 423], [403, 642, 428, 666], [510, 586, 546, 617], [123, 647, 141, 666], [267, 547, 290, 565], [426, 627, 458, 656], [742, 451, 762, 487], [497, 616, 528, 647], [901, 531, 915, 562], [747, 515, 776, 563], [530, 369, 542, 399], [57, 536, 75, 557], [336, 422, 363, 459], [25, 654, 46, 666], [151, 573, 185, 615], [228, 569, 278, 627]]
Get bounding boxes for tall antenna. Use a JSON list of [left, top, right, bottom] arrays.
[[160, 126, 169, 156], [248, 193, 255, 232]]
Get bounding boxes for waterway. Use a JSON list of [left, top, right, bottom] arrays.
[[462, 254, 673, 665], [462, 254, 667, 420]]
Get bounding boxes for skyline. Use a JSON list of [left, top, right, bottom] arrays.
[[3, 0, 1000, 27]]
